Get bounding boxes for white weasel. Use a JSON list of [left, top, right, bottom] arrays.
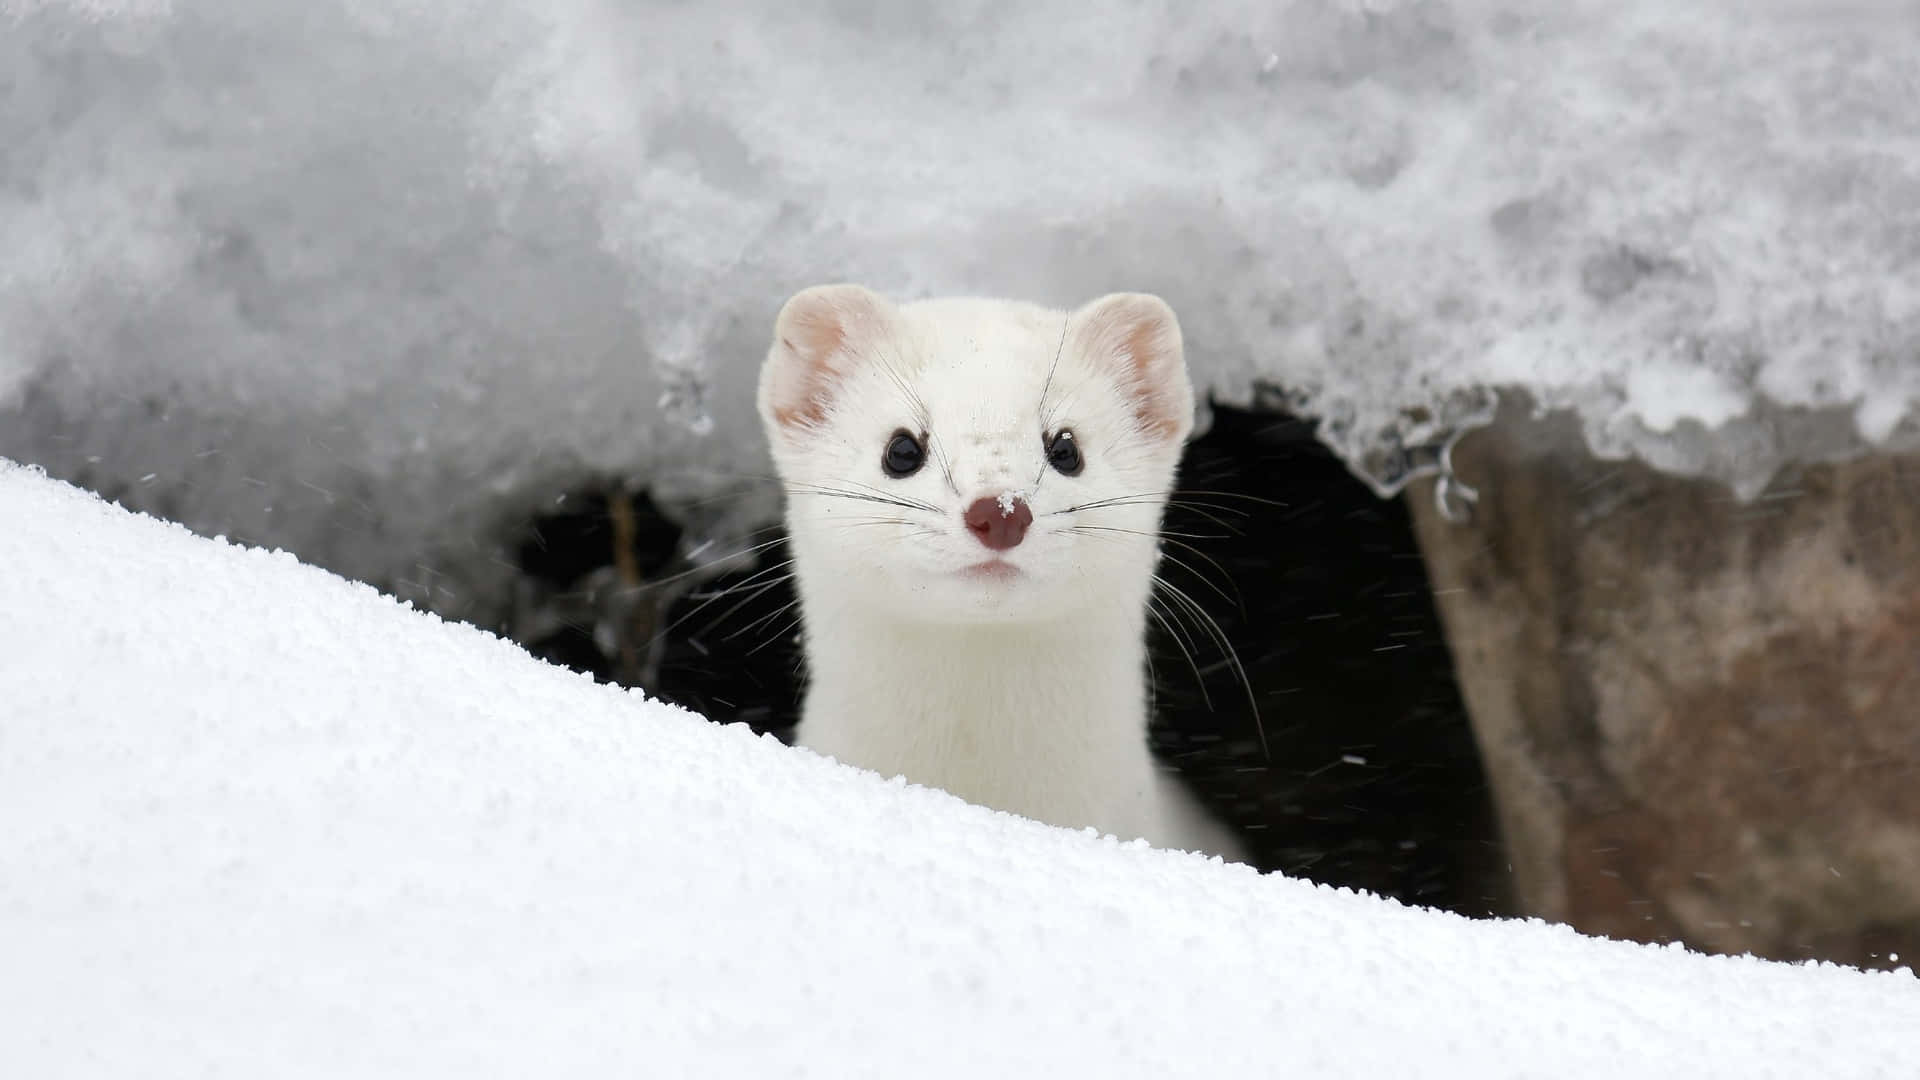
[[757, 284, 1246, 863]]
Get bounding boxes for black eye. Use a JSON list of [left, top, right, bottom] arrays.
[[882, 429, 926, 478], [1045, 430, 1083, 476]]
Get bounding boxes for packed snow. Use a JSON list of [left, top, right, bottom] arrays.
[[3, 0, 1918, 605], [4, 461, 1918, 1076]]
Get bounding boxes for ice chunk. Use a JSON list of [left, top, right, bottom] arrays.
[[1, 1, 1916, 596]]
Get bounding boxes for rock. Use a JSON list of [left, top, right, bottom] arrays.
[[1407, 403, 1920, 969]]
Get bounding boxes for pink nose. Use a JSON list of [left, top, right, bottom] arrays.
[[964, 495, 1032, 551]]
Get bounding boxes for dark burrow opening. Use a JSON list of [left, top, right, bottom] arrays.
[[506, 399, 1509, 916]]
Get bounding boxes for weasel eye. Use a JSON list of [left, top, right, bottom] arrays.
[[1045, 430, 1083, 477], [882, 429, 926, 478]]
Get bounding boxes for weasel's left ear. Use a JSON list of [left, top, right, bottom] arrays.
[[1072, 292, 1195, 445], [759, 283, 893, 437]]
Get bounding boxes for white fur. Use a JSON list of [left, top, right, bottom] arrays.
[[758, 286, 1246, 862]]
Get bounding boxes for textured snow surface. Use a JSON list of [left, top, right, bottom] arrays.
[[4, 462, 1919, 1076], [3, 0, 1918, 598]]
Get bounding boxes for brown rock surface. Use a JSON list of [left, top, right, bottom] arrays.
[[1407, 405, 1920, 969]]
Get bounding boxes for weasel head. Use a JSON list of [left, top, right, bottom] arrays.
[[758, 284, 1194, 626]]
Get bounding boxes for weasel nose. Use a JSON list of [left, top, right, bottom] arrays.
[[964, 494, 1032, 551]]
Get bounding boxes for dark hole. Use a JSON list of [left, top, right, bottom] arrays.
[[653, 535, 804, 741], [515, 488, 683, 589], [1148, 400, 1507, 916]]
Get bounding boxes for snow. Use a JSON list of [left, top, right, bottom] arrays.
[[1621, 362, 1751, 436], [3, 0, 1918, 601], [4, 464, 1919, 1077]]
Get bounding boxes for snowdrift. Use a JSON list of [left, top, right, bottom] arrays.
[[2, 460, 1915, 1077]]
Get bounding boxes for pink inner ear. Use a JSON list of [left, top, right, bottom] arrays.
[[771, 306, 852, 430], [1081, 297, 1186, 443], [1117, 317, 1185, 442]]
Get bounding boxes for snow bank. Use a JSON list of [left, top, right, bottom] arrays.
[[2, 461, 1916, 1076], [3, 0, 1918, 600]]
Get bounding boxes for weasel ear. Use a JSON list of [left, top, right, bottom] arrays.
[[1072, 292, 1194, 445], [759, 284, 893, 435]]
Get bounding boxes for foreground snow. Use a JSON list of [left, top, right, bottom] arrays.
[[1, 460, 1914, 1078]]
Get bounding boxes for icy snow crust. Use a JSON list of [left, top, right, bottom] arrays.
[[4, 464, 1919, 1076], [3, 0, 1918, 594]]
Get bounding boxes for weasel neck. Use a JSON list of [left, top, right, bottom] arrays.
[[795, 597, 1158, 830]]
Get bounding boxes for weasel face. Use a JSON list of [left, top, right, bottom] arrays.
[[758, 285, 1195, 626]]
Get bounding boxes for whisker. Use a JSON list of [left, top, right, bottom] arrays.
[[670, 558, 795, 637], [1050, 492, 1163, 515], [1164, 501, 1251, 534], [725, 597, 804, 644], [688, 571, 798, 642], [683, 556, 794, 602], [609, 531, 790, 597], [865, 344, 928, 429], [1067, 494, 1247, 534], [1156, 536, 1243, 612], [1153, 572, 1268, 760], [1146, 592, 1214, 714], [1052, 488, 1283, 520], [933, 436, 963, 498], [783, 482, 941, 516], [1065, 522, 1230, 543], [1168, 489, 1288, 508], [827, 478, 943, 512], [1068, 519, 1266, 758], [1062, 525, 1239, 612], [1063, 529, 1223, 683], [748, 611, 808, 657], [1038, 313, 1071, 435], [1151, 546, 1238, 612]]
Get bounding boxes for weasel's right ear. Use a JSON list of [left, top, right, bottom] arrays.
[[759, 284, 892, 437]]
